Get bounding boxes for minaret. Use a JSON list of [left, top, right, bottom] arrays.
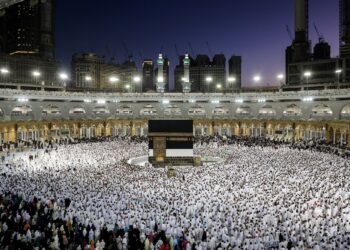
[[182, 53, 191, 93], [156, 53, 165, 93]]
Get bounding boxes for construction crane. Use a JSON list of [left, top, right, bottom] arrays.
[[206, 42, 213, 58], [188, 42, 195, 56], [286, 25, 293, 42], [174, 44, 180, 57], [122, 41, 133, 62], [313, 23, 325, 43], [138, 52, 144, 62]]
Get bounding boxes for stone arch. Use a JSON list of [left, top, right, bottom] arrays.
[[92, 106, 110, 115], [188, 105, 206, 116], [283, 104, 302, 116], [212, 106, 229, 115], [340, 104, 350, 118], [236, 105, 251, 115], [69, 106, 86, 115], [140, 104, 157, 116], [164, 104, 182, 115], [11, 105, 33, 118], [116, 105, 133, 115], [42, 105, 61, 115], [258, 105, 276, 116], [311, 104, 333, 116]]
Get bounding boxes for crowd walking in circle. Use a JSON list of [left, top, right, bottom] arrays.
[[1, 137, 350, 249]]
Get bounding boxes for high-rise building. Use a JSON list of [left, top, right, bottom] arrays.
[[71, 53, 139, 92], [174, 54, 229, 93], [340, 0, 350, 58], [0, 0, 60, 87], [71, 53, 104, 89], [285, 0, 340, 86], [228, 56, 242, 90], [0, 0, 55, 59], [0, 52, 60, 87], [142, 59, 154, 92]]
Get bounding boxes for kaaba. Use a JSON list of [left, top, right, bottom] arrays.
[[148, 120, 194, 167]]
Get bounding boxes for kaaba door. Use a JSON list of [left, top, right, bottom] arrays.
[[154, 137, 166, 163]]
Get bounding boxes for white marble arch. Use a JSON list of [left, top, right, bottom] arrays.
[[259, 105, 276, 116], [92, 106, 110, 115], [11, 105, 33, 116], [42, 105, 61, 115], [69, 106, 86, 115], [311, 104, 333, 116], [212, 105, 229, 115], [116, 105, 133, 115], [188, 105, 206, 116], [283, 104, 302, 116], [236, 105, 251, 115], [164, 104, 182, 115], [140, 104, 157, 116]]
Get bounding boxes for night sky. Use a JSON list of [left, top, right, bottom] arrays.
[[56, 0, 339, 89]]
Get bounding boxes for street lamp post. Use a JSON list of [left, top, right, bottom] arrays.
[[133, 75, 142, 93], [277, 74, 284, 86], [85, 75, 92, 89], [303, 71, 311, 90], [125, 84, 131, 93], [0, 68, 9, 82], [59, 72, 68, 91], [205, 76, 213, 93], [335, 69, 342, 87], [253, 75, 261, 85], [109, 76, 119, 91], [216, 84, 222, 93], [32, 70, 41, 85], [227, 77, 236, 93]]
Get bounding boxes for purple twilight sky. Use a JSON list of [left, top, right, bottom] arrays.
[[56, 0, 339, 89]]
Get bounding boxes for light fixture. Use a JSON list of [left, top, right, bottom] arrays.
[[162, 99, 170, 104], [302, 97, 313, 102], [109, 76, 119, 83], [97, 100, 106, 104], [59, 72, 68, 80], [32, 71, 41, 77], [227, 77, 236, 82], [277, 74, 284, 80], [85, 76, 92, 81], [18, 98, 28, 102], [133, 76, 141, 83], [253, 75, 261, 82], [0, 68, 9, 74], [303, 71, 312, 77], [206, 76, 213, 82], [235, 99, 244, 103]]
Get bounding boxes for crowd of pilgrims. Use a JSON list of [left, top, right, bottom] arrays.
[[1, 136, 350, 249]]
